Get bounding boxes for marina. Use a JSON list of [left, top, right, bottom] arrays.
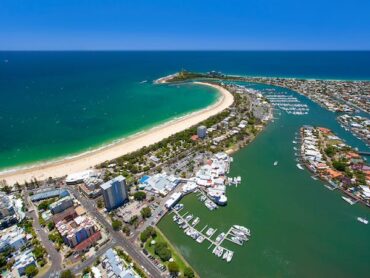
[[264, 93, 309, 115], [159, 79, 369, 277], [170, 204, 251, 262], [195, 190, 218, 211]]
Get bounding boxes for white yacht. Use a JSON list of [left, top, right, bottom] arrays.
[[191, 217, 200, 227], [233, 225, 251, 236], [185, 214, 194, 222], [206, 228, 215, 237], [357, 217, 368, 224], [342, 196, 356, 205], [274, 161, 278, 166], [230, 236, 243, 245], [226, 251, 234, 262], [215, 232, 226, 243], [232, 230, 248, 240], [296, 164, 304, 170]]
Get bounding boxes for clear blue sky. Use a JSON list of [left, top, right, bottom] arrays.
[[1, 0, 369, 50]]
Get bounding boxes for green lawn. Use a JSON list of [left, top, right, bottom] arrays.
[[144, 227, 197, 277]]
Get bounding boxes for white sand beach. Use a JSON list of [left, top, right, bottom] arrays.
[[0, 82, 234, 185]]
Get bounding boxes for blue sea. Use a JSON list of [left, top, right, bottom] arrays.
[[0, 51, 369, 170]]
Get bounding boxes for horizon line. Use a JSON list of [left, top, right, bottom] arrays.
[[1, 49, 370, 52]]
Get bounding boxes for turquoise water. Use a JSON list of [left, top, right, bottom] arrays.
[[0, 53, 220, 170], [158, 83, 370, 277], [1, 51, 370, 170], [1, 51, 370, 276]]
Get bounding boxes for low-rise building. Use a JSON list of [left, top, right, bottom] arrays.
[[56, 215, 99, 248], [139, 173, 179, 195], [12, 249, 37, 277], [102, 248, 139, 278], [66, 170, 96, 185], [0, 226, 27, 252], [0, 192, 18, 229], [50, 196, 74, 214], [30, 188, 69, 202], [0, 192, 15, 220]]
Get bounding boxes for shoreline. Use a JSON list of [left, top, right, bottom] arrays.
[[0, 81, 234, 185]]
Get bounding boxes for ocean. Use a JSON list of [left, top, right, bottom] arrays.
[[1, 51, 370, 170], [1, 51, 370, 277]]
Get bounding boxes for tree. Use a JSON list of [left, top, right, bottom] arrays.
[[0, 255, 6, 268], [112, 220, 123, 231], [83, 267, 91, 275], [38, 199, 53, 211], [122, 225, 131, 236], [140, 226, 156, 242], [140, 232, 149, 243], [325, 146, 336, 157], [184, 267, 195, 278], [47, 221, 55, 231], [25, 265, 38, 277], [0, 185, 11, 194], [134, 191, 146, 201], [140, 207, 152, 219], [167, 261, 179, 274], [97, 199, 104, 209], [60, 270, 75, 278], [33, 245, 46, 260], [154, 242, 171, 262], [333, 160, 346, 172], [129, 215, 139, 226]]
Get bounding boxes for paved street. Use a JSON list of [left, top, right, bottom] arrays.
[[71, 240, 116, 274], [69, 187, 162, 278], [24, 190, 62, 278], [133, 185, 186, 237]]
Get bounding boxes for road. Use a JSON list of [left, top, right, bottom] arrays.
[[133, 184, 186, 237], [24, 190, 62, 278], [71, 240, 116, 274], [69, 187, 162, 278]]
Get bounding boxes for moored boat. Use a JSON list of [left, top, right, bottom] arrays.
[[226, 251, 234, 262], [296, 163, 304, 170], [357, 217, 368, 224], [342, 196, 356, 205], [233, 225, 251, 236]]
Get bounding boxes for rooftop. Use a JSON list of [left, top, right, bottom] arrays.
[[100, 175, 125, 190]]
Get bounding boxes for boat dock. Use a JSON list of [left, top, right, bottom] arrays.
[[196, 190, 218, 210], [170, 207, 251, 262]]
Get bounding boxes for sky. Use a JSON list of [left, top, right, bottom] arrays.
[[1, 0, 370, 50]]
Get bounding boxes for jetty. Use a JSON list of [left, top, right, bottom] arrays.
[[170, 206, 251, 262]]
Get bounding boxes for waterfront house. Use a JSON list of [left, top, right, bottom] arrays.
[[326, 169, 343, 179]]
